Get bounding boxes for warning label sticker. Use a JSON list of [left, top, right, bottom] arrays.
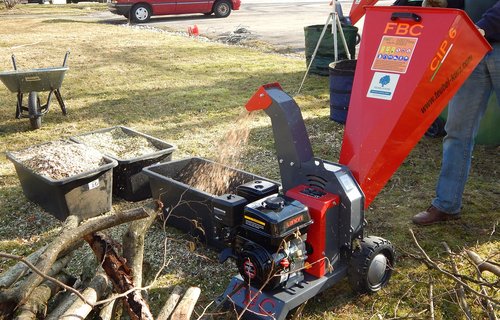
[[367, 72, 400, 101], [371, 36, 417, 74]]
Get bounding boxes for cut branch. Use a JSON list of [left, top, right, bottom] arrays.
[[59, 272, 111, 320], [171, 287, 201, 320], [157, 285, 183, 320], [84, 232, 153, 320], [6, 206, 151, 305], [0, 245, 47, 289], [0, 252, 89, 306], [442, 242, 472, 320], [428, 275, 435, 320], [122, 201, 161, 289], [14, 272, 73, 320], [409, 229, 500, 306], [466, 250, 500, 277]]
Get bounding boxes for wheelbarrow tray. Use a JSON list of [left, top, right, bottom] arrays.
[[0, 66, 68, 93]]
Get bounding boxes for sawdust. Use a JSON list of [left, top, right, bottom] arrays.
[[185, 111, 254, 195], [11, 140, 105, 180], [75, 127, 160, 159]]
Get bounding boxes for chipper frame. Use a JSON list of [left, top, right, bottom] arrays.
[[217, 6, 490, 320]]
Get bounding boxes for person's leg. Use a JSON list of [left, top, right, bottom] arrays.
[[431, 58, 492, 214], [413, 48, 499, 225], [489, 43, 500, 107]]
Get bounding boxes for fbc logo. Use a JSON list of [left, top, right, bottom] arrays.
[[383, 22, 424, 36]]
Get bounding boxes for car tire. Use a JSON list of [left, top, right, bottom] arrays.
[[348, 236, 395, 294], [213, 0, 231, 18], [131, 4, 152, 23]]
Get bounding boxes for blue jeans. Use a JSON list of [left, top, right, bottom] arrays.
[[432, 42, 500, 214]]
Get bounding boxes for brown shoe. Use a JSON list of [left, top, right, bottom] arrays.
[[412, 205, 460, 226]]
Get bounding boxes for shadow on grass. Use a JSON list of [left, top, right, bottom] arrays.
[[100, 13, 218, 26]]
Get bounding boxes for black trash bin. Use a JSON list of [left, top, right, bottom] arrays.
[[329, 59, 357, 124]]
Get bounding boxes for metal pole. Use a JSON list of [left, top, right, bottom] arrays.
[[336, 12, 351, 60], [296, 13, 333, 95], [332, 0, 338, 62], [296, 1, 352, 95]]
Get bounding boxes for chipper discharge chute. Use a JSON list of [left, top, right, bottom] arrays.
[[339, 6, 491, 208], [216, 7, 490, 320], [349, 0, 379, 25]]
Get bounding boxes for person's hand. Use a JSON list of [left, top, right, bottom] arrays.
[[476, 26, 486, 37], [422, 0, 448, 7]]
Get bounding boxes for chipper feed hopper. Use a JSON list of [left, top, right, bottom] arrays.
[[215, 6, 490, 320]]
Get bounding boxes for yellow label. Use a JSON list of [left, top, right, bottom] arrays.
[[244, 215, 265, 226]]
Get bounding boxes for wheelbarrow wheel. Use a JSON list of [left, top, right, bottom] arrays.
[[28, 92, 42, 130]]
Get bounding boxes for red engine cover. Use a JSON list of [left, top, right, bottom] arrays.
[[286, 185, 339, 278]]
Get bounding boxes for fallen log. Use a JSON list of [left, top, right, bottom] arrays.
[[84, 232, 154, 320], [171, 287, 201, 320], [157, 285, 183, 320]]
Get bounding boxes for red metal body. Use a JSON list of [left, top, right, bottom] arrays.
[[286, 185, 340, 278], [349, 0, 379, 25], [339, 7, 491, 208]]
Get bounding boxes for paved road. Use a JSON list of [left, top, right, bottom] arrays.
[[101, 0, 394, 53]]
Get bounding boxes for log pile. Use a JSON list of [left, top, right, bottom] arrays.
[[0, 200, 203, 319]]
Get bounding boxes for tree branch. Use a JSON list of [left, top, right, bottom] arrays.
[[409, 229, 499, 306]]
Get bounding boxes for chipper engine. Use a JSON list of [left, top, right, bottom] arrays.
[[207, 5, 490, 319]]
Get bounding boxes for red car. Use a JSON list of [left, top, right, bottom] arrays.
[[108, 0, 241, 23]]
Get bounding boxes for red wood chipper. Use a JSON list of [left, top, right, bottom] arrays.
[[214, 6, 490, 320]]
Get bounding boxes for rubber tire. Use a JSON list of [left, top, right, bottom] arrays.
[[131, 4, 152, 23], [348, 236, 395, 294], [213, 0, 231, 18], [28, 92, 42, 130], [425, 117, 446, 138]]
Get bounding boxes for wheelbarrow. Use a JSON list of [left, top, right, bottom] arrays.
[[0, 51, 70, 130]]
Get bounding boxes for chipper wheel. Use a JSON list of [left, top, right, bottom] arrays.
[[348, 236, 395, 294]]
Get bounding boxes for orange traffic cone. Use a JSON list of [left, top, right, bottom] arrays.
[[188, 25, 199, 36]]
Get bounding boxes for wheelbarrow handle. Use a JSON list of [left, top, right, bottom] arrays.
[[62, 50, 70, 67], [11, 54, 17, 70]]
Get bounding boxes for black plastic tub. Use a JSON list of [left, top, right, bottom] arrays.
[[143, 157, 278, 250], [6, 141, 117, 221], [71, 126, 176, 202]]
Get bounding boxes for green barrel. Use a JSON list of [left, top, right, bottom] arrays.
[[439, 93, 500, 146], [304, 24, 358, 76]]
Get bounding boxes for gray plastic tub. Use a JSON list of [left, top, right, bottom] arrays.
[[71, 126, 176, 201]]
